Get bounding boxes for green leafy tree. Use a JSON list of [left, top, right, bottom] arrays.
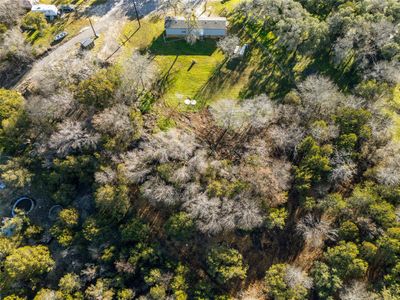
[[317, 193, 347, 215], [0, 158, 32, 189], [21, 12, 47, 33], [101, 246, 116, 263], [128, 243, 158, 272], [4, 245, 55, 280], [294, 137, 332, 193], [120, 218, 150, 243], [337, 133, 358, 152], [82, 217, 101, 241], [149, 285, 166, 299], [324, 241, 368, 279], [117, 289, 135, 300], [264, 264, 310, 300], [171, 264, 189, 300], [0, 237, 16, 260], [206, 246, 247, 284], [3, 295, 26, 300], [334, 108, 372, 139], [59, 273, 81, 293], [266, 208, 288, 230], [377, 227, 400, 267], [58, 208, 79, 228], [0, 89, 24, 125], [50, 208, 79, 247], [33, 289, 57, 300], [95, 184, 130, 221], [52, 155, 96, 186], [311, 262, 343, 300], [165, 212, 194, 240], [338, 221, 359, 242], [369, 201, 397, 229], [360, 241, 378, 263], [75, 68, 120, 110]]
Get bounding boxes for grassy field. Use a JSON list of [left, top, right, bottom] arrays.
[[150, 38, 225, 110], [119, 16, 165, 54], [119, 0, 255, 112]]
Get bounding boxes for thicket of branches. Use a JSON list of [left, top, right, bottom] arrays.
[[0, 0, 399, 299]]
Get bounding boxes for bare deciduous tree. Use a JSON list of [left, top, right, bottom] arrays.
[[340, 281, 379, 300], [27, 91, 75, 124], [49, 120, 100, 157], [310, 122, 339, 143], [296, 214, 338, 248], [267, 124, 305, 153], [375, 141, 400, 186], [217, 35, 240, 59], [31, 51, 98, 95], [284, 265, 313, 290], [118, 52, 158, 104], [141, 176, 178, 206], [92, 104, 141, 141], [142, 129, 198, 163], [95, 167, 118, 185], [0, 0, 24, 27], [183, 8, 199, 45], [119, 151, 152, 184], [0, 29, 33, 86], [210, 99, 247, 132], [234, 196, 263, 230], [240, 0, 327, 54], [369, 60, 400, 84], [298, 75, 345, 121], [330, 151, 357, 187], [160, 0, 181, 15], [239, 140, 292, 207], [183, 191, 264, 234]]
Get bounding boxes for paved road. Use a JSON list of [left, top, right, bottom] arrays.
[[15, 0, 158, 90]]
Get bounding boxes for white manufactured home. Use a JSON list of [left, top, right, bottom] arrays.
[[165, 16, 227, 38], [31, 4, 58, 19]]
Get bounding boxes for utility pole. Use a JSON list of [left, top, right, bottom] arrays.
[[88, 17, 98, 38], [132, 0, 141, 27]]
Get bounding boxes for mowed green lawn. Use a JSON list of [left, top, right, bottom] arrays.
[[121, 10, 253, 112], [149, 38, 225, 110]]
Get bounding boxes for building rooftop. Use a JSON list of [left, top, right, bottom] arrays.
[[32, 4, 58, 11], [165, 16, 227, 30], [80, 37, 95, 48]]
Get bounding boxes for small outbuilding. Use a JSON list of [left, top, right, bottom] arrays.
[[80, 37, 95, 50], [165, 16, 227, 38], [31, 4, 58, 20]]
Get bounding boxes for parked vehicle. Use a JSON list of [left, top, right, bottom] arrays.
[[59, 4, 75, 13], [54, 31, 68, 42]]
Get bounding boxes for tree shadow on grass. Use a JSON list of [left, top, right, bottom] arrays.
[[300, 50, 362, 93], [194, 56, 249, 105], [148, 35, 217, 56], [240, 54, 294, 100]]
